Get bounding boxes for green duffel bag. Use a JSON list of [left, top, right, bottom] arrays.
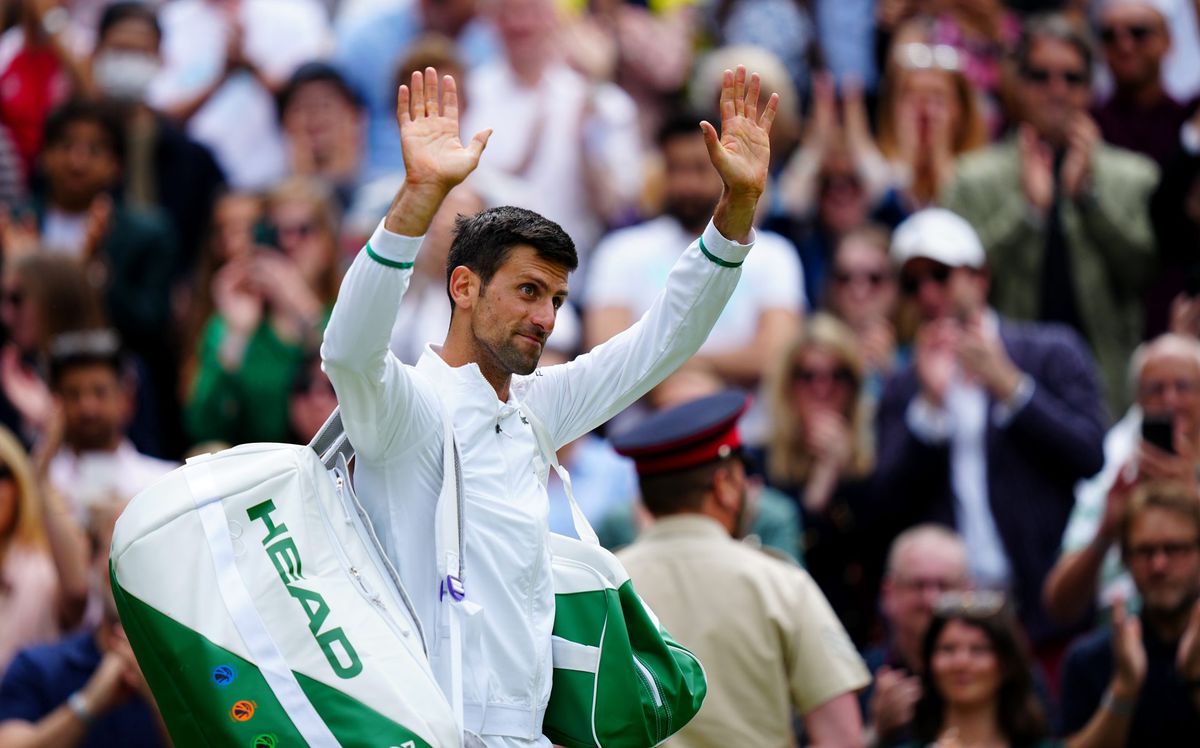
[[526, 412, 707, 747]]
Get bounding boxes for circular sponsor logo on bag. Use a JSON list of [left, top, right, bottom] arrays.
[[253, 734, 278, 748], [230, 700, 257, 722], [212, 665, 237, 687]]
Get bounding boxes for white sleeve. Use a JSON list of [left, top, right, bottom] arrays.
[[519, 219, 752, 447], [321, 219, 441, 463]]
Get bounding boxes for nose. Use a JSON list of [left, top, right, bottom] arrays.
[[530, 299, 556, 333]]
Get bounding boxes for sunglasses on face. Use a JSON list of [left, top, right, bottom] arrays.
[[1100, 24, 1156, 45], [1021, 65, 1089, 88], [900, 263, 952, 296], [833, 269, 888, 288], [792, 366, 856, 387]]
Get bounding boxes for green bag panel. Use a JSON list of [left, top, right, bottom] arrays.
[[544, 579, 707, 748], [112, 568, 434, 748]]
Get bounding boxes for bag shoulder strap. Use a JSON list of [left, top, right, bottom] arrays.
[[308, 408, 354, 469], [521, 407, 600, 546]]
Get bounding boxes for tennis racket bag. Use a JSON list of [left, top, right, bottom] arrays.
[[109, 411, 462, 747]]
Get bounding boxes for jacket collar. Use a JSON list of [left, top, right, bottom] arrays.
[[415, 343, 523, 418], [639, 514, 730, 543]]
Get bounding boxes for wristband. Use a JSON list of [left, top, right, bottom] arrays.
[[67, 690, 94, 724], [1102, 687, 1135, 717]]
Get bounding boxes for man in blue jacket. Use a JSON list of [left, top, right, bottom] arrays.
[[873, 208, 1107, 667]]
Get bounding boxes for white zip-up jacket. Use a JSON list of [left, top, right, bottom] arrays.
[[321, 216, 753, 745]]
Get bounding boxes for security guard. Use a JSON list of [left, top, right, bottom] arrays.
[[614, 391, 870, 747]]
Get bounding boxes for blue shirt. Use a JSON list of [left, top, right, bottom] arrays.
[[0, 630, 166, 748]]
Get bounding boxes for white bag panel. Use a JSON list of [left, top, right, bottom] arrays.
[[548, 534, 630, 594], [112, 443, 460, 746]]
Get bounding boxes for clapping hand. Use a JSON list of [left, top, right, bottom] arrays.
[[701, 65, 778, 243]]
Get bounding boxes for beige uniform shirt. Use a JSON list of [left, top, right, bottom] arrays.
[[617, 514, 870, 747]]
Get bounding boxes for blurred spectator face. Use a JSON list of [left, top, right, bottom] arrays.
[[57, 362, 131, 452], [270, 198, 332, 282], [281, 77, 361, 162], [1137, 343, 1200, 437], [1019, 38, 1091, 146], [0, 269, 38, 352], [1125, 504, 1200, 617], [493, 0, 557, 69], [817, 153, 867, 234], [789, 345, 858, 420], [41, 120, 120, 211], [930, 618, 1002, 708], [289, 358, 336, 443], [92, 12, 161, 104], [901, 68, 961, 146], [829, 235, 897, 329], [1099, 3, 1168, 92], [662, 132, 723, 233], [419, 185, 484, 279], [900, 258, 985, 322], [883, 535, 969, 650], [213, 193, 261, 264], [420, 0, 478, 36]]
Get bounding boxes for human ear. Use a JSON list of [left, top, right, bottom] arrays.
[[448, 266, 480, 310]]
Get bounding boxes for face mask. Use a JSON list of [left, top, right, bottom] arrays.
[[93, 51, 160, 103]]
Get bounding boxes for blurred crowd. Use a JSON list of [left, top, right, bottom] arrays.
[[0, 0, 1198, 745]]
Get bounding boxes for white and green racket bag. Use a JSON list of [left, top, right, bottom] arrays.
[[109, 411, 462, 748]]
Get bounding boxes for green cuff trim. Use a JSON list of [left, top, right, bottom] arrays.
[[366, 242, 414, 270], [699, 237, 743, 269]]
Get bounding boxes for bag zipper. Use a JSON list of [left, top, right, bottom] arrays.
[[312, 469, 420, 652], [335, 469, 429, 653]]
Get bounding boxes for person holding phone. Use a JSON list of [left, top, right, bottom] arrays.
[[873, 207, 1107, 673], [1044, 333, 1200, 627]]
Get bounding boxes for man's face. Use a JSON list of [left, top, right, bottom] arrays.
[[281, 80, 360, 157], [661, 133, 722, 233], [420, 0, 477, 36], [57, 364, 129, 452], [900, 258, 985, 323], [1126, 507, 1200, 618], [470, 245, 569, 376], [492, 0, 556, 67], [41, 121, 119, 211], [1137, 349, 1200, 437], [1100, 4, 1168, 92], [883, 539, 969, 647], [1019, 38, 1091, 146]]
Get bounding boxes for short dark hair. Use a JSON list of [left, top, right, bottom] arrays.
[[655, 109, 709, 149], [48, 329, 126, 390], [43, 99, 126, 167], [638, 452, 741, 517], [277, 61, 362, 121], [913, 600, 1049, 745], [446, 206, 576, 308], [1015, 13, 1094, 77], [98, 1, 161, 46]]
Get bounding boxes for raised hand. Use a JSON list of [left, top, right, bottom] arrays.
[[387, 68, 491, 237], [398, 68, 490, 192], [701, 66, 777, 198], [1018, 124, 1054, 214], [701, 65, 777, 243], [1176, 598, 1200, 683]]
